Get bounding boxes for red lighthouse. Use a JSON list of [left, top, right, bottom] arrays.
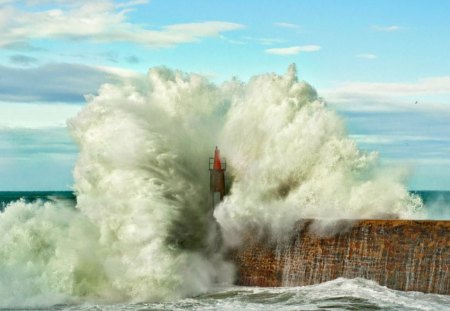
[[209, 146, 226, 208]]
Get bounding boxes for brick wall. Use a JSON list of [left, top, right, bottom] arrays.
[[230, 220, 449, 294]]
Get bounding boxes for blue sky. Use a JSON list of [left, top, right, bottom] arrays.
[[0, 0, 449, 190]]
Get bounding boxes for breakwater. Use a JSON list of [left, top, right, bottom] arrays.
[[230, 220, 449, 294]]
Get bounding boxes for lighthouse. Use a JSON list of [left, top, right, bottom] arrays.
[[209, 146, 226, 209]]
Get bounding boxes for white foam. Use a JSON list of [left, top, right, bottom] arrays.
[[215, 65, 423, 243]]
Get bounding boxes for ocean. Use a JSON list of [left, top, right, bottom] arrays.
[[0, 191, 76, 210], [8, 279, 448, 311], [2, 190, 449, 218], [0, 191, 448, 310]]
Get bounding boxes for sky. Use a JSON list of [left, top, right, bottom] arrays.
[[0, 0, 449, 190]]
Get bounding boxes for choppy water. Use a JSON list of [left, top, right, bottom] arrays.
[[4, 279, 447, 311], [2, 191, 449, 218], [1, 192, 448, 310], [0, 192, 448, 310], [0, 191, 75, 209]]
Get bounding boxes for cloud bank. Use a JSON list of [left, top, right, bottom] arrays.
[[9, 54, 38, 66], [0, 63, 123, 103], [0, 1, 243, 48], [331, 77, 450, 96]]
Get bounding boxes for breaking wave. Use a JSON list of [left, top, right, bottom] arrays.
[[0, 65, 423, 307], [215, 65, 422, 243]]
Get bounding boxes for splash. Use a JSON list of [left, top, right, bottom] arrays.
[[0, 67, 233, 307], [214, 64, 422, 243], [0, 65, 422, 307], [0, 199, 103, 306], [69, 67, 233, 301]]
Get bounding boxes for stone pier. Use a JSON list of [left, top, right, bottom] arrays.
[[230, 220, 449, 294]]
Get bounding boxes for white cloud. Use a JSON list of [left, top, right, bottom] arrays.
[[274, 22, 300, 29], [326, 77, 450, 97], [0, 1, 244, 48], [265, 45, 321, 55], [350, 134, 449, 145], [321, 77, 450, 114], [356, 53, 377, 59], [22, 0, 88, 4], [96, 64, 142, 79], [10, 0, 145, 7], [116, 0, 148, 9], [371, 25, 402, 32]]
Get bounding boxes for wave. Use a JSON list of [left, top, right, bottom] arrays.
[[0, 65, 423, 307]]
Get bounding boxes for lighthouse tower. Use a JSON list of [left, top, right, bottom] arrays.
[[209, 146, 226, 209]]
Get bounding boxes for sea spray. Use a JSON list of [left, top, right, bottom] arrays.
[[0, 67, 233, 307], [69, 67, 234, 301], [0, 65, 422, 307], [0, 199, 105, 306], [214, 64, 423, 245]]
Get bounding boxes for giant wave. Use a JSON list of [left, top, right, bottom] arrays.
[[0, 65, 423, 307]]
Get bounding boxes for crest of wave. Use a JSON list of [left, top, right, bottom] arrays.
[[215, 64, 423, 243]]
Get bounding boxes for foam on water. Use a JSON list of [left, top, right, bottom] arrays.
[[0, 199, 99, 307], [16, 279, 450, 310], [0, 66, 427, 307]]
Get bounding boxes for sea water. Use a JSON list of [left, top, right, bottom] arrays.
[[28, 279, 450, 311], [0, 191, 448, 310], [1, 190, 448, 216]]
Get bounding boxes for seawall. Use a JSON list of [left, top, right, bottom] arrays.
[[230, 219, 450, 294]]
